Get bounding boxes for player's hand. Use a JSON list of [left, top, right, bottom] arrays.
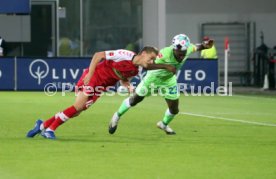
[[202, 39, 214, 49], [120, 80, 134, 93], [166, 65, 177, 74], [127, 85, 134, 93], [83, 74, 92, 85]]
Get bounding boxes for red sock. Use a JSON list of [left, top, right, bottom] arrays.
[[43, 114, 58, 129], [48, 118, 64, 131], [48, 106, 78, 131]]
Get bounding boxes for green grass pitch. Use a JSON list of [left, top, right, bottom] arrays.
[[0, 92, 276, 179]]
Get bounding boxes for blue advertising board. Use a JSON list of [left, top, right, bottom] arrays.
[[1, 57, 218, 92], [0, 58, 15, 90], [16, 58, 90, 90], [0, 0, 30, 14], [177, 59, 218, 92]]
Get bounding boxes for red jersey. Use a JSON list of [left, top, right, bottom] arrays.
[[102, 49, 139, 82], [77, 49, 139, 98]]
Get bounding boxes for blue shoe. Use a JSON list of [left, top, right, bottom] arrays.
[[41, 130, 56, 139], [26, 119, 43, 138]]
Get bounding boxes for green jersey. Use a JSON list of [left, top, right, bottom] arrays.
[[146, 45, 197, 80], [136, 44, 197, 100]]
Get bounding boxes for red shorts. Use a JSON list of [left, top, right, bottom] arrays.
[[76, 68, 118, 106]]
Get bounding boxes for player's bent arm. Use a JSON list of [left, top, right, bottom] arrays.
[[120, 79, 134, 93], [195, 39, 214, 52], [145, 64, 176, 74], [83, 51, 105, 85], [120, 79, 131, 87]]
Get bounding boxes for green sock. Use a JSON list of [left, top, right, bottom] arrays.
[[162, 109, 175, 125], [117, 98, 131, 117]]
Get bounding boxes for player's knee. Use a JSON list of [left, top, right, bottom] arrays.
[[170, 108, 179, 115], [80, 99, 94, 110], [174, 108, 179, 115], [74, 99, 93, 111], [129, 94, 144, 106]]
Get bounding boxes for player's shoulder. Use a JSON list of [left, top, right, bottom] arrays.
[[105, 49, 135, 60], [158, 46, 173, 58], [160, 46, 173, 53], [108, 49, 135, 55], [117, 49, 135, 53]]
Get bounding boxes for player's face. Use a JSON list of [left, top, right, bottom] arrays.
[[140, 52, 156, 68], [173, 49, 187, 61]]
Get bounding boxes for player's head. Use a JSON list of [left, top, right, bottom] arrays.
[[172, 34, 190, 60], [139, 46, 159, 55], [137, 46, 159, 68]]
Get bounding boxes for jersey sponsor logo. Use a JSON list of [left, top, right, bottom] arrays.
[[118, 50, 133, 57], [164, 58, 171, 63]]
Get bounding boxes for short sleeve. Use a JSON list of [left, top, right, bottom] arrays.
[[154, 48, 170, 64], [105, 49, 135, 62]]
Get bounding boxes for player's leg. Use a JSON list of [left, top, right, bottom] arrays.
[[27, 68, 95, 139], [28, 92, 87, 140], [40, 69, 99, 139], [108, 79, 151, 134], [41, 92, 89, 139], [108, 92, 145, 134], [163, 98, 179, 124], [34, 108, 81, 136], [26, 105, 81, 139], [118, 92, 145, 116], [156, 79, 179, 135], [157, 99, 178, 135]]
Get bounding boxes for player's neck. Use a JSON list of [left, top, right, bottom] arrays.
[[132, 55, 140, 66]]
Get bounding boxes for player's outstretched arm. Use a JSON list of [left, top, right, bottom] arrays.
[[145, 64, 176, 74], [195, 39, 214, 52], [83, 51, 105, 85]]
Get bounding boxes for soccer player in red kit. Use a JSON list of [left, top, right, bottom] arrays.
[[26, 46, 176, 139]]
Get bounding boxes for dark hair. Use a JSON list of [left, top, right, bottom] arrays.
[[139, 46, 159, 55]]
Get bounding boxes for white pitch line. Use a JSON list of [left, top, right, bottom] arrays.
[[233, 94, 276, 101], [180, 112, 276, 127]]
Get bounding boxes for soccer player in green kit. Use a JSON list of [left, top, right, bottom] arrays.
[[109, 34, 214, 135]]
